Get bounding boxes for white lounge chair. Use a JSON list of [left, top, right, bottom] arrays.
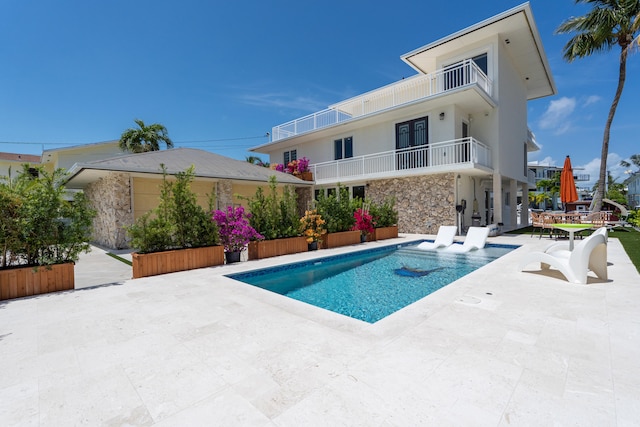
[[543, 226, 608, 254], [443, 226, 489, 253], [417, 225, 457, 250], [519, 228, 608, 284]]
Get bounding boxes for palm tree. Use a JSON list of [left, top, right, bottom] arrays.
[[556, 0, 640, 212], [119, 119, 174, 153], [245, 155, 269, 167], [620, 153, 640, 169]]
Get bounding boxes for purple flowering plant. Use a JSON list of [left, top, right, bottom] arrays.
[[212, 206, 263, 252]]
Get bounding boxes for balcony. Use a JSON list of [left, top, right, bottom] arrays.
[[272, 60, 493, 141], [310, 137, 492, 184]]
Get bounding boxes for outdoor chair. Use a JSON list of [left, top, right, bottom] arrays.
[[417, 225, 457, 250], [443, 226, 489, 253], [519, 227, 608, 284]]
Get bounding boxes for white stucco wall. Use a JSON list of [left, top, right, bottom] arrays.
[[495, 41, 528, 182]]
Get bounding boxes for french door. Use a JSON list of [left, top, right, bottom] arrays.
[[396, 116, 428, 170]]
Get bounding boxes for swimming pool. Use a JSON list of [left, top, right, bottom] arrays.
[[227, 241, 517, 323]]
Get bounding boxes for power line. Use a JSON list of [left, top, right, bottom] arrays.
[[0, 134, 270, 147]]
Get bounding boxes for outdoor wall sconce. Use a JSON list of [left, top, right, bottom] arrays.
[[439, 112, 445, 120]]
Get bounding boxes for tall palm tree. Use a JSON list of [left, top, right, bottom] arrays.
[[119, 119, 174, 153], [556, 0, 640, 212], [620, 153, 640, 169]]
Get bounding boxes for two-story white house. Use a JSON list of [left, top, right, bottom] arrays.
[[252, 3, 556, 234]]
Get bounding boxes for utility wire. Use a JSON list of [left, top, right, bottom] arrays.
[[0, 134, 269, 147]]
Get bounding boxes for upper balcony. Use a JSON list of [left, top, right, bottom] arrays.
[[271, 59, 493, 142], [310, 137, 492, 185]]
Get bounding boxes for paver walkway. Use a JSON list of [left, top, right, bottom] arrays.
[[1, 234, 638, 425]]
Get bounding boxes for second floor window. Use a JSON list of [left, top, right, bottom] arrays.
[[284, 149, 297, 165], [334, 137, 353, 160]]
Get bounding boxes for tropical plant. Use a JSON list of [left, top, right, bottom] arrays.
[[556, 0, 640, 212], [212, 206, 263, 252], [126, 166, 219, 253], [352, 208, 375, 236], [369, 197, 398, 227], [299, 209, 326, 243], [0, 165, 95, 268], [244, 176, 300, 240], [315, 185, 358, 233], [119, 119, 174, 153], [620, 153, 640, 170]]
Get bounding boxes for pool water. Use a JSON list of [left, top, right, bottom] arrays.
[[227, 242, 517, 323]]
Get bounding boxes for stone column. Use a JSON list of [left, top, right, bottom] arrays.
[[84, 172, 134, 249], [217, 179, 234, 209]]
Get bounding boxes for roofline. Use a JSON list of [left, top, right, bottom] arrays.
[[42, 140, 120, 155], [65, 161, 314, 187], [400, 2, 557, 95]]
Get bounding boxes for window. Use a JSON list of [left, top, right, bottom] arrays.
[[334, 137, 353, 160], [352, 185, 365, 201], [283, 150, 297, 165], [444, 52, 488, 90]]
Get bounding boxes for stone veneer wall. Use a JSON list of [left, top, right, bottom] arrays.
[[367, 173, 457, 234], [84, 172, 134, 249], [295, 186, 313, 217], [217, 179, 234, 209]]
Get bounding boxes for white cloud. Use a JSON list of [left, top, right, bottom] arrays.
[[583, 95, 601, 106], [576, 152, 627, 189], [538, 97, 576, 135]]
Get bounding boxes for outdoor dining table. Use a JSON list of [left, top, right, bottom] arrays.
[[551, 223, 594, 251]]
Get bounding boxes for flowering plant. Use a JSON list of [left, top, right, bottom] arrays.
[[299, 209, 326, 243], [212, 206, 263, 252], [270, 157, 310, 175], [351, 208, 375, 236], [296, 157, 310, 173], [286, 160, 298, 174]]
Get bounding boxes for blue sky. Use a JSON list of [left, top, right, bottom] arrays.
[[1, 0, 638, 188]]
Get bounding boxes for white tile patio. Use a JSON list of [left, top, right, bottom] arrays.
[[1, 233, 638, 426]]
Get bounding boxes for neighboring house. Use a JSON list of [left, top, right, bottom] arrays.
[[0, 152, 41, 179], [527, 161, 590, 210], [64, 148, 313, 249], [41, 140, 126, 172], [252, 3, 556, 233], [624, 172, 640, 209]]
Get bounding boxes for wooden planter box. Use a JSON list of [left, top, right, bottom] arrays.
[[0, 263, 75, 301], [373, 226, 399, 241], [294, 171, 313, 181], [132, 245, 224, 279], [320, 230, 362, 249], [248, 236, 308, 260]]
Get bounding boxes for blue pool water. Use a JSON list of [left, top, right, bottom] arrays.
[[227, 241, 517, 323]]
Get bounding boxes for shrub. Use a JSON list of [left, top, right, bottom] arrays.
[[315, 185, 358, 233], [369, 197, 398, 227], [126, 165, 219, 253], [244, 176, 300, 240], [0, 165, 95, 268]]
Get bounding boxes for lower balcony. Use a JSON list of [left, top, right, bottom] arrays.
[[310, 137, 492, 185]]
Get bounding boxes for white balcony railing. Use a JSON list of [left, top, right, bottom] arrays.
[[271, 59, 492, 141], [310, 137, 491, 184]]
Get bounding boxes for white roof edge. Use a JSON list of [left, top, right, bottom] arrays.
[[399, 2, 557, 95], [401, 2, 531, 66]]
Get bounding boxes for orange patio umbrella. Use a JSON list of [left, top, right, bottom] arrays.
[[560, 155, 579, 209]]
